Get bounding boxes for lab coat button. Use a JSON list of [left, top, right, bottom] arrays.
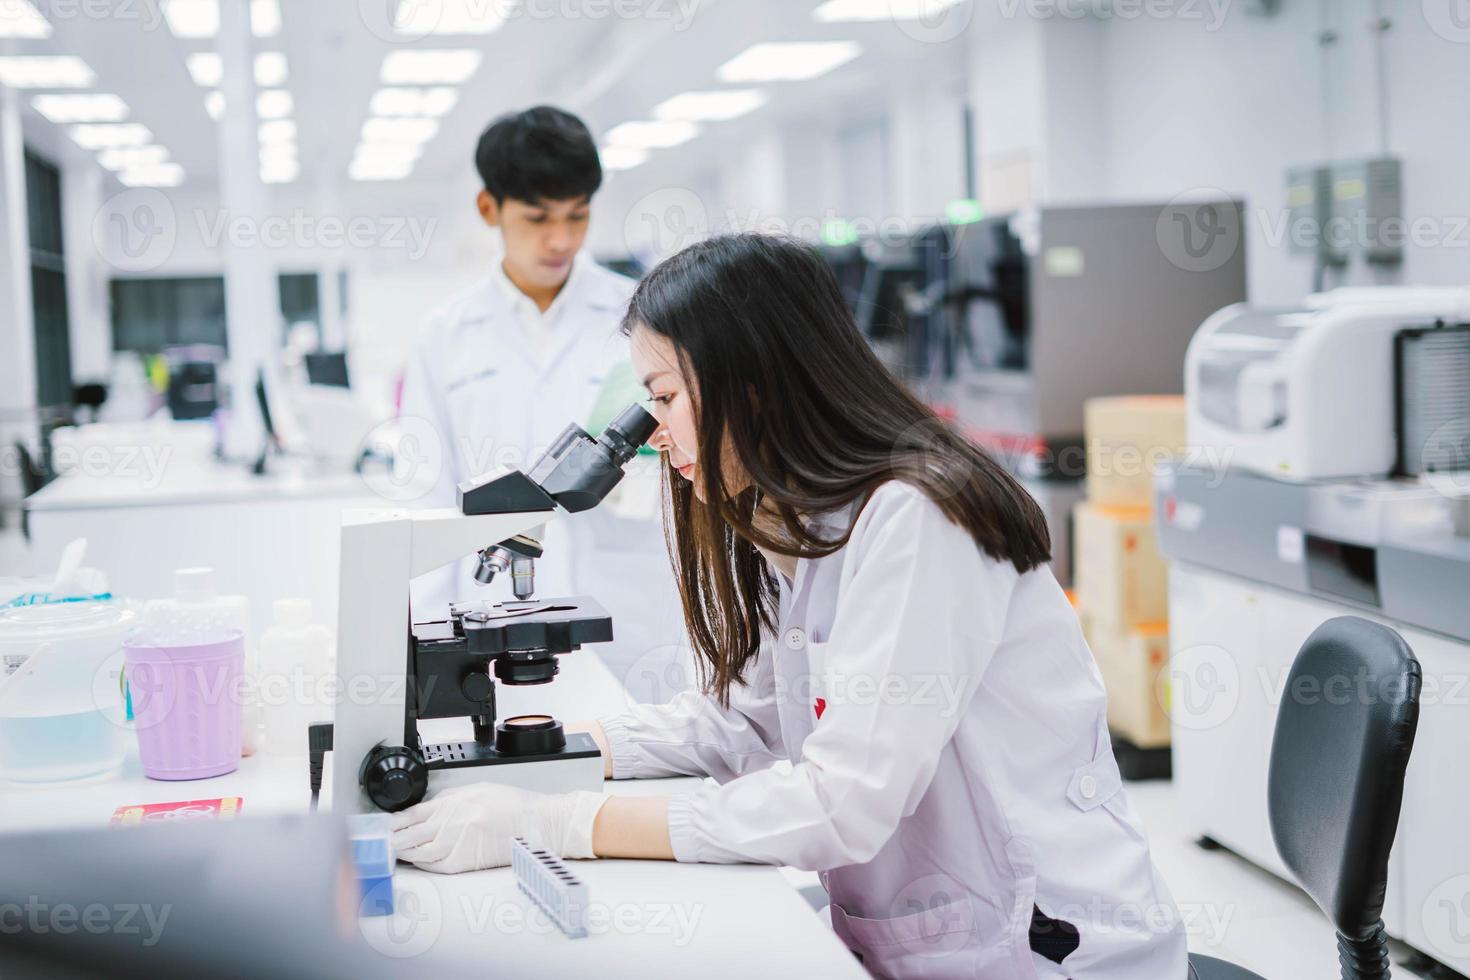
[[1079, 775, 1098, 800], [783, 628, 806, 650]]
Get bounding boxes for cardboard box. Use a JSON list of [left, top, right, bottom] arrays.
[[1073, 501, 1168, 630], [1085, 396, 1186, 509], [1084, 618, 1171, 749]]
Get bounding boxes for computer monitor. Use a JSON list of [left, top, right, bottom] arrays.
[[305, 352, 351, 389], [0, 814, 474, 979]]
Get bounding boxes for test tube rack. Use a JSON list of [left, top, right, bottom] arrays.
[[511, 836, 589, 938]]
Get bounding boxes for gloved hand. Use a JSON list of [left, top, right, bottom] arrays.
[[389, 783, 608, 874]]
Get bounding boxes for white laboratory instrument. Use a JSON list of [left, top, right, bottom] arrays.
[[1185, 287, 1470, 481]]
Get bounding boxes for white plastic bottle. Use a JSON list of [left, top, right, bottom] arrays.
[[143, 567, 257, 755], [258, 598, 333, 757]]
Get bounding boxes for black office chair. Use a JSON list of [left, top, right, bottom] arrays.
[[1188, 616, 1421, 980]]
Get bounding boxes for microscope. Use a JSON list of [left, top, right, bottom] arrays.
[[325, 404, 659, 814]]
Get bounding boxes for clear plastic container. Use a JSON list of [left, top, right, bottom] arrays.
[[0, 602, 135, 782], [259, 598, 333, 756]]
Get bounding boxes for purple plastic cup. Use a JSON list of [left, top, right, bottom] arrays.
[[123, 629, 243, 780]]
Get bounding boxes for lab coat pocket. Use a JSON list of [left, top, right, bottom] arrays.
[[830, 899, 982, 980]]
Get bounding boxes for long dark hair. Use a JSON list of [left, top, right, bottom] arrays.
[[622, 233, 1050, 703]]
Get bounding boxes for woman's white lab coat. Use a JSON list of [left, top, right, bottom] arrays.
[[597, 481, 1188, 979]]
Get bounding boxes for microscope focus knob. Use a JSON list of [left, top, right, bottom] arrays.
[[460, 670, 494, 704], [360, 745, 428, 812]]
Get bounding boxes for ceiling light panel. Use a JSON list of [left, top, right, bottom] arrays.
[[256, 89, 293, 119], [258, 119, 296, 144], [98, 145, 171, 171], [31, 94, 129, 124], [185, 51, 288, 87], [0, 0, 50, 38], [360, 116, 439, 143], [653, 90, 767, 122], [380, 49, 481, 84], [369, 87, 459, 117], [599, 146, 649, 172], [119, 163, 185, 187], [716, 42, 862, 82], [604, 120, 699, 149], [70, 123, 153, 149], [163, 0, 279, 38], [0, 56, 95, 88]]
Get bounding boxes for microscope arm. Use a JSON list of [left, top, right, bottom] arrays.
[[405, 507, 553, 579]]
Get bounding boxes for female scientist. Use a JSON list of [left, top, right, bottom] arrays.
[[391, 234, 1189, 978]]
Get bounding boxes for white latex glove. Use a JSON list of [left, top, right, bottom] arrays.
[[389, 783, 608, 875]]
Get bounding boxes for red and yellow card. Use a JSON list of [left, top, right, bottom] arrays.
[[111, 797, 244, 825]]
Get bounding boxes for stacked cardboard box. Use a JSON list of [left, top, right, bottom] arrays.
[[1073, 396, 1184, 753]]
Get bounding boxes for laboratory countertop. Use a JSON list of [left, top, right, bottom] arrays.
[[0, 654, 867, 978], [23, 456, 375, 512]]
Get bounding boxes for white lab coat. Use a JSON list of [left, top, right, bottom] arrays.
[[597, 482, 1188, 979], [398, 256, 685, 682]]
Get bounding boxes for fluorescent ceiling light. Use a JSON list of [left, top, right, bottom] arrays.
[[369, 87, 459, 117], [162, 0, 216, 37], [354, 143, 424, 163], [0, 56, 95, 88], [119, 163, 185, 187], [258, 119, 296, 144], [70, 123, 153, 150], [716, 42, 862, 82], [813, 0, 965, 21], [349, 157, 414, 181], [260, 142, 296, 165], [185, 51, 288, 87], [360, 116, 439, 143], [31, 94, 129, 124], [184, 53, 220, 86], [0, 0, 50, 38], [251, 0, 281, 37], [605, 120, 699, 150], [653, 90, 767, 123], [599, 146, 649, 172], [204, 91, 224, 119], [256, 89, 293, 119], [254, 51, 288, 86], [380, 49, 481, 85], [163, 0, 279, 38], [261, 159, 298, 184], [98, 145, 171, 171], [393, 0, 516, 34]]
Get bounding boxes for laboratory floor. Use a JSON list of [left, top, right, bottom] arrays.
[[1127, 780, 1432, 978]]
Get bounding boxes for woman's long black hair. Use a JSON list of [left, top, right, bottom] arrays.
[[622, 233, 1050, 703]]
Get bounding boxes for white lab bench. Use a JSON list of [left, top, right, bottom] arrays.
[[22, 456, 379, 640], [0, 646, 866, 978]]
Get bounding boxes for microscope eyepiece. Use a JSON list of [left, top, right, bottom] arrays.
[[600, 403, 659, 463]]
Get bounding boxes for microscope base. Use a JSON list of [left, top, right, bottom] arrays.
[[424, 733, 604, 796]]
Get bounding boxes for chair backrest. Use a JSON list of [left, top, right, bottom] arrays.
[[1267, 616, 1421, 947]]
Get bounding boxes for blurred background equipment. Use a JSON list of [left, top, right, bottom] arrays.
[[823, 203, 1247, 583], [1162, 286, 1470, 978]]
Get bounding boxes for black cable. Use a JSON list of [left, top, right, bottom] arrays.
[[308, 722, 333, 811]]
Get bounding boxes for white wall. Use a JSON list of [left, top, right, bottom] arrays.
[[965, 1, 1470, 304]]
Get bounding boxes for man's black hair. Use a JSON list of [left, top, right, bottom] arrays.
[[474, 106, 603, 205]]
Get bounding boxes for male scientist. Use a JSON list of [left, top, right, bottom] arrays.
[[399, 106, 682, 684]]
